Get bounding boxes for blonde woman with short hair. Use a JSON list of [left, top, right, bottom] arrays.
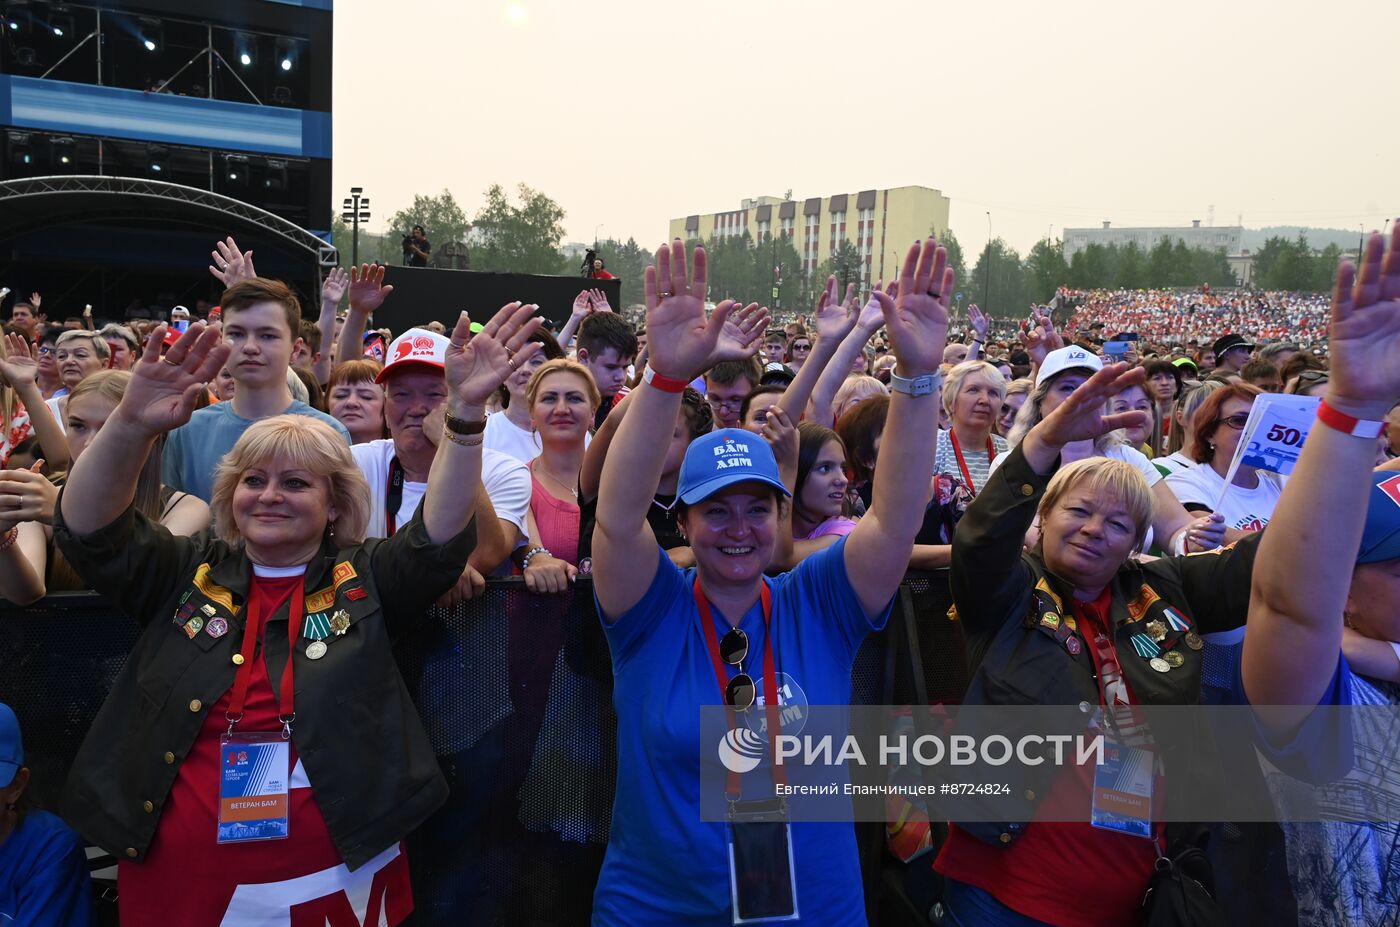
[[51, 305, 539, 925]]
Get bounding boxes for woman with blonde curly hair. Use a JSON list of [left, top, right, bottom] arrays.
[[51, 304, 537, 925]]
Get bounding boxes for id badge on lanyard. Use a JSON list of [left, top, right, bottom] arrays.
[[728, 797, 799, 924], [695, 581, 800, 925], [1090, 739, 1155, 840], [218, 731, 291, 843], [215, 585, 304, 845]]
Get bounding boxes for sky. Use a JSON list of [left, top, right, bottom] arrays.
[[332, 0, 1400, 261]]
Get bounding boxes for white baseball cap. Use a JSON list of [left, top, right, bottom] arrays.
[[1035, 345, 1103, 387], [376, 328, 450, 384]]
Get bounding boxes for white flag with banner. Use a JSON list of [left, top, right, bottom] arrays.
[[1214, 394, 1320, 512]]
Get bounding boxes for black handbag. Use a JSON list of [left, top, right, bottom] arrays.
[[1141, 837, 1227, 927]]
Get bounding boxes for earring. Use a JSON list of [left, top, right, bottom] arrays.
[[327, 521, 336, 540]]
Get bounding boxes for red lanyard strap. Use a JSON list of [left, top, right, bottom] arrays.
[[950, 429, 994, 495], [225, 583, 305, 739], [695, 579, 786, 795]]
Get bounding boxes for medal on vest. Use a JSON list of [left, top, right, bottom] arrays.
[[1131, 634, 1161, 659]]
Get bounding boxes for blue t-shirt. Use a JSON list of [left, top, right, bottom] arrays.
[[0, 809, 93, 926], [161, 400, 351, 502], [593, 537, 891, 926]]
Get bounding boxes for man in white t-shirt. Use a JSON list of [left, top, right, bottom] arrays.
[[352, 329, 530, 599]]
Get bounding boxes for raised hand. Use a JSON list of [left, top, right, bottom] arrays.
[[857, 282, 890, 332], [643, 240, 742, 380], [571, 289, 593, 319], [714, 301, 769, 362], [0, 332, 39, 388], [590, 288, 613, 313], [1326, 225, 1400, 418], [1032, 362, 1149, 450], [321, 267, 349, 307], [1019, 312, 1063, 367], [118, 323, 231, 437], [813, 276, 858, 344], [347, 263, 394, 314], [874, 238, 951, 375], [444, 302, 544, 408], [209, 236, 256, 286], [969, 303, 990, 341], [759, 405, 798, 489], [28, 292, 40, 312]]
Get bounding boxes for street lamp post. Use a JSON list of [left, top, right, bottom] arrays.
[[341, 187, 370, 266], [594, 224, 604, 247], [984, 211, 993, 316]]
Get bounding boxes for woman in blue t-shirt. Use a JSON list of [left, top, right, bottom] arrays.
[[590, 239, 954, 925], [0, 702, 94, 926], [1245, 228, 1400, 927]]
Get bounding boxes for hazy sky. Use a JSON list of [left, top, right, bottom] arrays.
[[333, 0, 1399, 261]]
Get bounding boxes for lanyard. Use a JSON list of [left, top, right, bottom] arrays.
[[694, 580, 786, 796], [385, 456, 405, 538], [949, 430, 994, 495], [225, 583, 305, 739]]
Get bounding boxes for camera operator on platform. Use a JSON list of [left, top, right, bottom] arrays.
[[404, 225, 431, 268]]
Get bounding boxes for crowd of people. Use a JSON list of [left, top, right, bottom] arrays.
[[2, 227, 1400, 927], [1061, 287, 1333, 352]]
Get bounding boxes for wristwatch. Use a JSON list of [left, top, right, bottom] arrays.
[[888, 371, 941, 397]]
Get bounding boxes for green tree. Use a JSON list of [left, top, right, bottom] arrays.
[[594, 237, 653, 309], [1250, 236, 1290, 286], [387, 189, 471, 260], [1146, 237, 1175, 287], [1024, 237, 1069, 302], [1114, 241, 1148, 288], [968, 238, 1029, 317], [1067, 243, 1113, 290], [1312, 243, 1343, 291], [471, 183, 568, 275], [828, 239, 865, 292], [935, 227, 969, 291]]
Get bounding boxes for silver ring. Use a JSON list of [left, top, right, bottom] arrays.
[[162, 356, 181, 366]]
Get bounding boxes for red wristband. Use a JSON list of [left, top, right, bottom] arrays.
[[1316, 399, 1385, 439], [642, 366, 689, 394]]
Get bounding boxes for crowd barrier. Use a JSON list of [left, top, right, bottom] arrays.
[[0, 573, 963, 927]]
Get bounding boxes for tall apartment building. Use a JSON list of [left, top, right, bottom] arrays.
[[669, 185, 952, 287], [1062, 220, 1243, 260]]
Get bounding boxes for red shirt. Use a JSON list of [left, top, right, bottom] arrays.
[[934, 590, 1159, 927], [120, 574, 413, 926]]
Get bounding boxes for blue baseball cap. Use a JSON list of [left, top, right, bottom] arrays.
[[676, 428, 791, 505], [0, 703, 21, 788], [1359, 472, 1400, 564]]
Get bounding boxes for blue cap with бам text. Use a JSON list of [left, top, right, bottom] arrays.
[[676, 428, 791, 506]]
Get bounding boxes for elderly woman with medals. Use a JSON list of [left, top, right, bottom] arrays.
[[589, 238, 951, 925], [931, 345, 1356, 924], [51, 306, 542, 925]]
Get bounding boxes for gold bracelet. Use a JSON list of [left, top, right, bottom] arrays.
[[444, 430, 483, 448]]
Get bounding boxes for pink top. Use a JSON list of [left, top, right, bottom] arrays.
[[528, 465, 581, 566], [795, 516, 858, 541]]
